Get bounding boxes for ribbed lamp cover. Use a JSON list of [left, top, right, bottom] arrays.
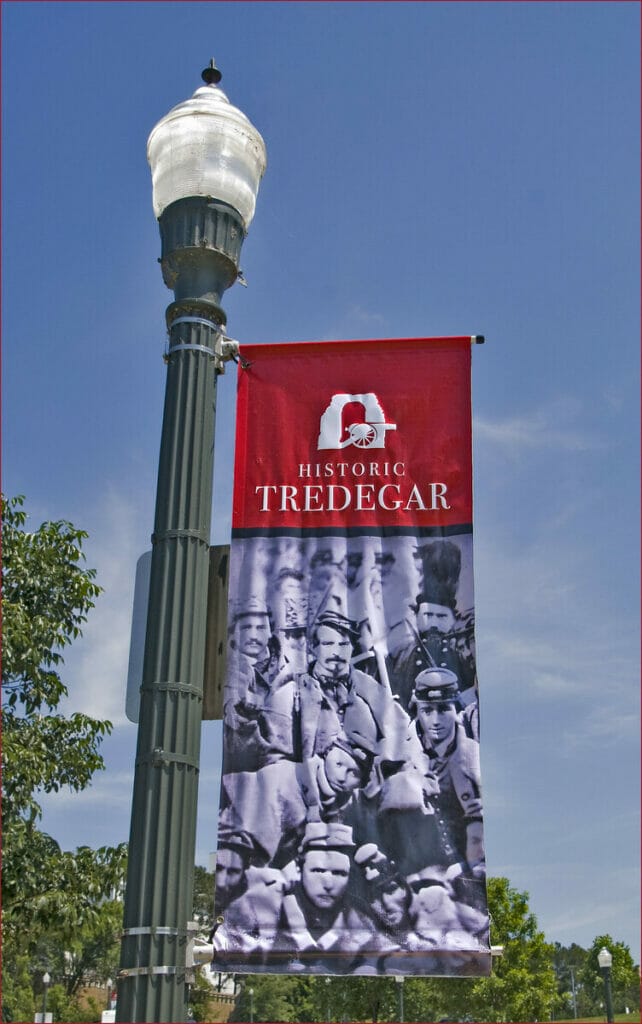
[[147, 83, 267, 228]]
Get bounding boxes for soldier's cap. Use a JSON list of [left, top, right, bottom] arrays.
[[216, 828, 270, 866], [279, 624, 308, 637], [413, 667, 460, 704], [299, 822, 356, 855], [231, 595, 270, 624], [313, 610, 360, 642], [413, 591, 456, 613], [406, 865, 451, 893], [354, 843, 391, 874], [354, 844, 407, 894], [325, 735, 374, 781]]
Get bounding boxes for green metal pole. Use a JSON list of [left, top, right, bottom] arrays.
[[117, 196, 244, 1023], [603, 966, 614, 1024]]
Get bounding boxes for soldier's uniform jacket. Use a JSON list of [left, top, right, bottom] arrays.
[[416, 722, 483, 866], [222, 648, 273, 773], [388, 635, 475, 712], [212, 874, 376, 967], [219, 757, 355, 867], [277, 885, 376, 957], [261, 665, 420, 765]]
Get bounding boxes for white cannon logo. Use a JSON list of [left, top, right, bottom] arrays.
[[317, 393, 397, 450]]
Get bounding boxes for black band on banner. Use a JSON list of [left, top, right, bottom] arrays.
[[231, 523, 473, 540]]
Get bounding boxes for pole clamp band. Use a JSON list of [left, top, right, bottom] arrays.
[[140, 682, 203, 701], [170, 315, 221, 332], [151, 528, 209, 546], [118, 966, 180, 978], [167, 342, 217, 357], [136, 748, 200, 771], [122, 926, 187, 937], [163, 317, 240, 372]]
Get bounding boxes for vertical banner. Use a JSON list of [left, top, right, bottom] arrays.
[[211, 338, 490, 976]]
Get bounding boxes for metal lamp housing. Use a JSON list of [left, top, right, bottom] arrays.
[[147, 79, 267, 331]]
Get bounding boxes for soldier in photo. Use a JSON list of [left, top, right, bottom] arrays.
[[388, 540, 476, 711], [273, 822, 376, 970], [406, 876, 488, 957], [409, 668, 484, 872], [218, 733, 375, 868], [222, 596, 276, 773], [261, 610, 421, 768], [213, 828, 269, 917], [353, 843, 413, 942], [212, 822, 376, 972]]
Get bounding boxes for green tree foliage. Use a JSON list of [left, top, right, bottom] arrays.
[[230, 974, 315, 1022], [581, 935, 640, 1016], [33, 899, 123, 997], [1, 952, 36, 1024], [1, 495, 127, 1020], [193, 863, 215, 932], [2, 495, 109, 820], [43, 984, 104, 1024], [462, 875, 558, 1023], [552, 941, 592, 1019]]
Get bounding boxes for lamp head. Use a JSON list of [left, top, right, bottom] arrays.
[[597, 947, 613, 970], [147, 62, 267, 228]]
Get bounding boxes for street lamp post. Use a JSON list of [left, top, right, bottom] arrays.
[[597, 947, 614, 1024], [248, 986, 254, 1023], [117, 61, 266, 1024], [394, 975, 404, 1023], [42, 972, 51, 1022], [325, 977, 331, 1023], [569, 966, 578, 1019]]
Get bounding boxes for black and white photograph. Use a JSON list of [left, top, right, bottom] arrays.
[[212, 531, 489, 975]]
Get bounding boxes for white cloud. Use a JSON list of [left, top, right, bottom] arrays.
[[561, 705, 640, 748], [473, 522, 639, 758], [543, 897, 637, 943], [347, 304, 386, 326], [41, 769, 135, 814], [475, 398, 607, 453]]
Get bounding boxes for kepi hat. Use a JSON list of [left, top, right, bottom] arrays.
[[299, 821, 356, 855], [412, 667, 460, 704]]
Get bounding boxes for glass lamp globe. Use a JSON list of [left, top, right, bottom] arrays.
[[147, 67, 267, 230], [597, 947, 613, 969]]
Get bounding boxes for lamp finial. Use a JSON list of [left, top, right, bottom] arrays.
[[201, 59, 222, 85]]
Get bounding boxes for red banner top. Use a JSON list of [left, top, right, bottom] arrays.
[[233, 337, 473, 532]]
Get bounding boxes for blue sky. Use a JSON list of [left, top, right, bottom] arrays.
[[2, 1, 640, 962]]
